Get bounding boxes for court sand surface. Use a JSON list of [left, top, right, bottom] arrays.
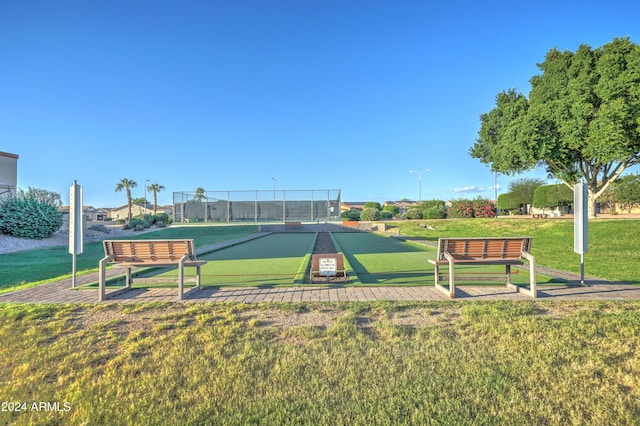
[[332, 232, 561, 286], [132, 232, 316, 287]]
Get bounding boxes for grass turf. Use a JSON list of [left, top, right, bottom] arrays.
[[333, 232, 557, 286], [133, 232, 317, 286], [2, 301, 639, 425], [101, 231, 557, 289], [0, 225, 257, 292], [387, 218, 640, 284]]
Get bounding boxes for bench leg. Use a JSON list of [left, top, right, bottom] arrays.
[[98, 258, 108, 302], [505, 264, 511, 285], [179, 263, 185, 301], [196, 266, 202, 290], [125, 267, 132, 289], [448, 259, 455, 298], [529, 257, 537, 299]]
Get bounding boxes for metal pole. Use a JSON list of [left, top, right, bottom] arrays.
[[72, 253, 77, 288], [409, 169, 429, 202]]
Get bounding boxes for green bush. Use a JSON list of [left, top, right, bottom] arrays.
[[533, 184, 573, 211], [379, 210, 393, 220], [419, 200, 446, 219], [424, 204, 447, 219], [497, 193, 519, 211], [364, 202, 381, 210], [405, 208, 423, 220], [88, 224, 110, 234], [382, 205, 400, 216], [124, 218, 147, 231], [0, 195, 63, 239], [360, 208, 381, 221], [154, 213, 169, 224], [341, 209, 361, 221], [132, 214, 154, 228]]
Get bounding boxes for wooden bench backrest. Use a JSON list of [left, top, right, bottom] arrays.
[[103, 239, 196, 263], [436, 237, 532, 261], [311, 254, 345, 272]]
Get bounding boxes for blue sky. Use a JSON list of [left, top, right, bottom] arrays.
[[2, 0, 639, 207]]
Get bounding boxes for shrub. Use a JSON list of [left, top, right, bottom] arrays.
[[405, 208, 423, 220], [154, 213, 169, 224], [419, 200, 446, 219], [473, 198, 497, 218], [424, 204, 447, 219], [382, 205, 400, 216], [497, 193, 519, 212], [379, 210, 394, 220], [132, 214, 154, 228], [360, 208, 380, 221], [341, 209, 361, 221], [449, 200, 475, 218], [124, 218, 147, 231], [533, 184, 573, 212], [0, 195, 63, 239], [449, 198, 496, 218], [364, 202, 382, 210], [88, 224, 110, 234]]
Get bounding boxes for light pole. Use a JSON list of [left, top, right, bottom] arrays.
[[144, 179, 150, 212], [409, 169, 430, 202], [272, 177, 276, 201]]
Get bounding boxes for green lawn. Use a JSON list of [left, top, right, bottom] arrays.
[[0, 225, 257, 292], [1, 219, 639, 292], [333, 232, 556, 286], [2, 301, 639, 425], [387, 218, 640, 284], [148, 232, 316, 286]]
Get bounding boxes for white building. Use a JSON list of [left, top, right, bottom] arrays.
[[0, 151, 19, 198]]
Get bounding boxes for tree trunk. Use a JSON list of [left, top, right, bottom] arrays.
[[588, 191, 597, 219]]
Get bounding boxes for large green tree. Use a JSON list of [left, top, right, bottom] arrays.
[[507, 178, 545, 214], [470, 37, 640, 217]]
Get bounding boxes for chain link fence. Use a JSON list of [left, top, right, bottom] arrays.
[[173, 189, 341, 223]]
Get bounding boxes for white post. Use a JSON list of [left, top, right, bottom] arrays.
[[574, 181, 588, 286], [69, 181, 84, 288]]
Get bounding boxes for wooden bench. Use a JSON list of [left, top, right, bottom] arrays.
[[311, 254, 347, 279], [428, 237, 536, 298], [98, 239, 207, 301], [285, 221, 302, 231]]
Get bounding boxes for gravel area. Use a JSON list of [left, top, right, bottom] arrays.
[[307, 232, 350, 284], [0, 225, 158, 255]]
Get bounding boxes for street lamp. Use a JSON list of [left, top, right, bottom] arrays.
[[144, 179, 150, 212], [272, 177, 276, 201], [409, 169, 430, 202]]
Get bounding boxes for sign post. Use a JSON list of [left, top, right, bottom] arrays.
[[573, 181, 588, 286], [69, 181, 84, 288], [319, 257, 338, 284]]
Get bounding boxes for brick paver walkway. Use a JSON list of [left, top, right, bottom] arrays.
[[2, 232, 639, 304]]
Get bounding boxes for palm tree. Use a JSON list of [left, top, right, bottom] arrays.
[[194, 187, 206, 202], [115, 178, 138, 221], [147, 183, 165, 214]]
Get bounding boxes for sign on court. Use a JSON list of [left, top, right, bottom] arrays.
[[318, 257, 338, 277]]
